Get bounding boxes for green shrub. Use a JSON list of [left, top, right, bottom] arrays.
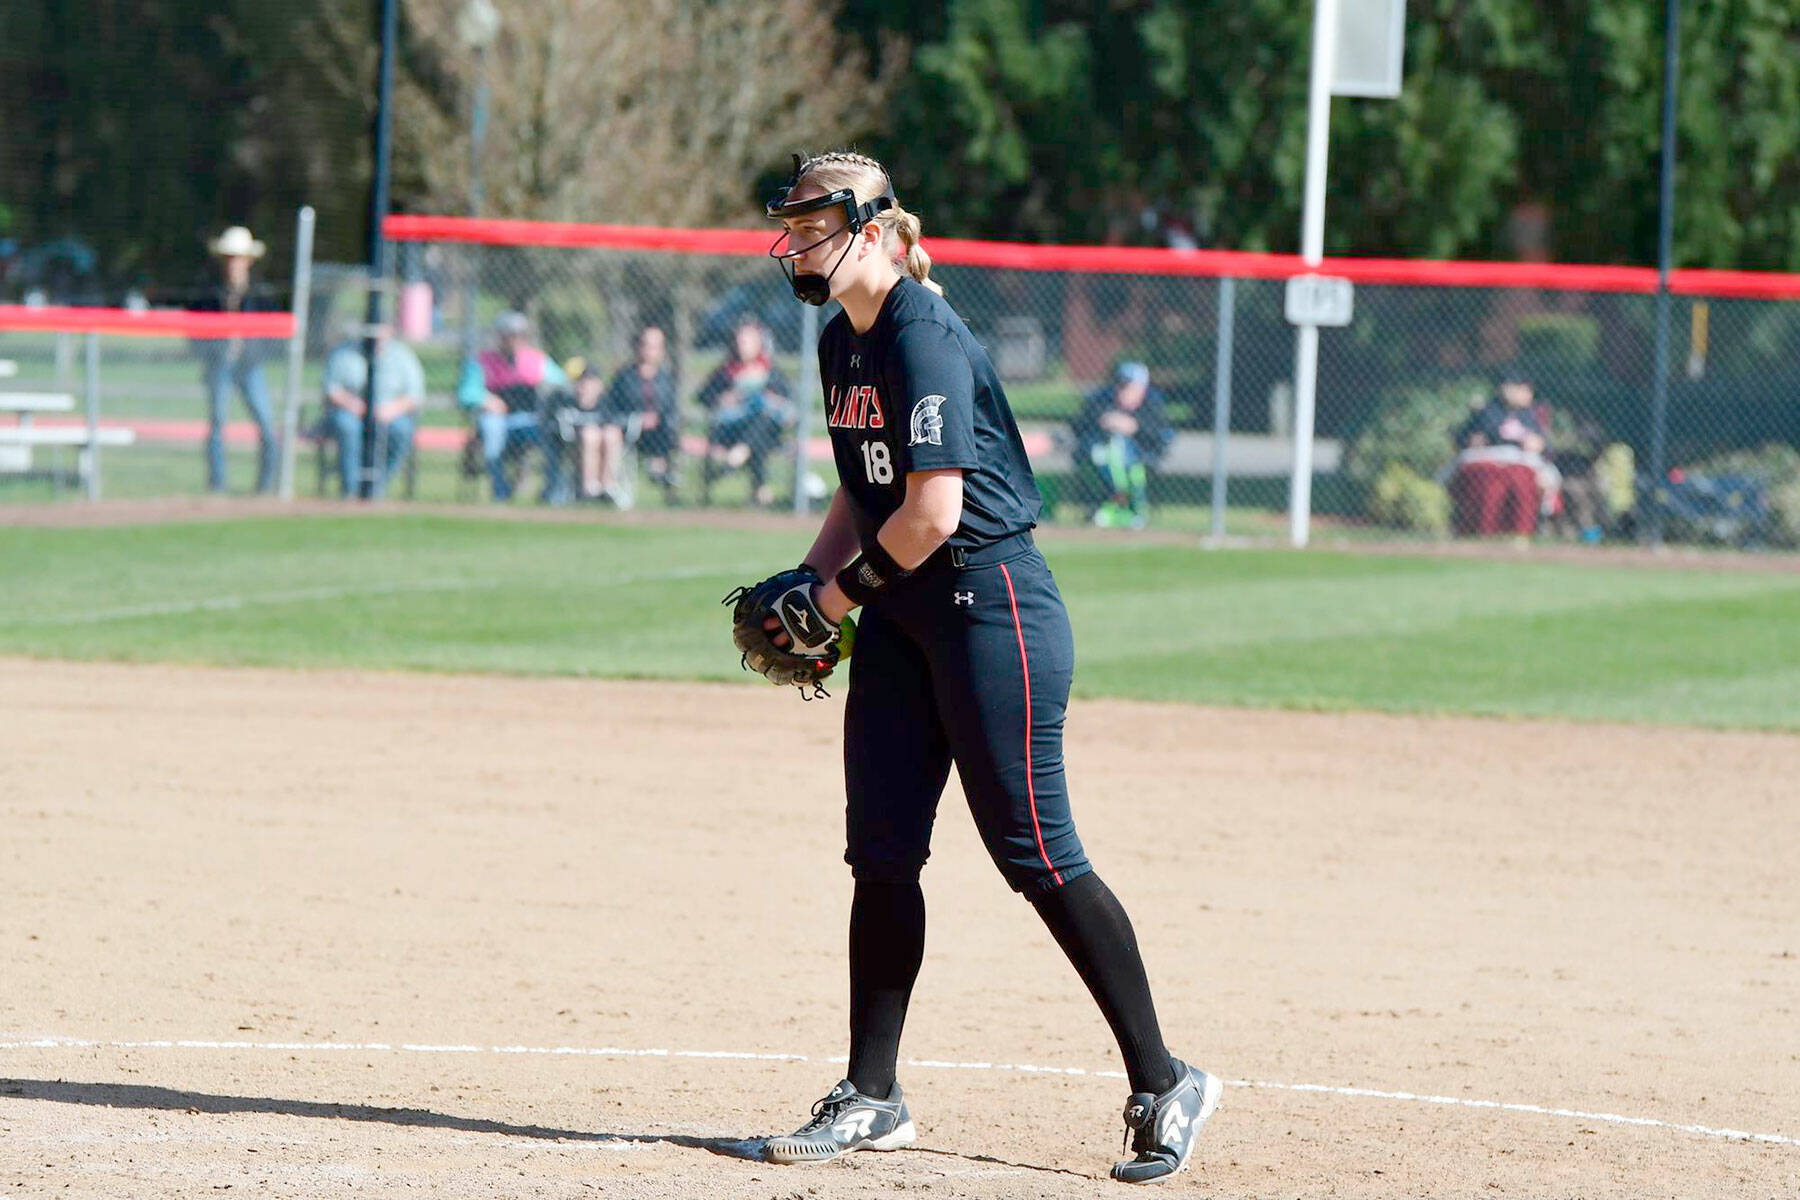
[[1694, 441, 1800, 481], [1764, 482, 1800, 550], [1345, 378, 1488, 494], [1517, 313, 1600, 371], [1772, 478, 1800, 548], [1368, 463, 1451, 534]]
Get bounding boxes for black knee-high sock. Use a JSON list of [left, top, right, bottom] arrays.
[[847, 879, 926, 1099], [1030, 872, 1178, 1096]]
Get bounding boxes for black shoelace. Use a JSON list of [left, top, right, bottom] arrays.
[[797, 1091, 854, 1136], [1121, 1097, 1156, 1155]]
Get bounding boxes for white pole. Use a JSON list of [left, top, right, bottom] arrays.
[[279, 206, 317, 501], [791, 303, 820, 515], [83, 332, 100, 501], [1208, 276, 1236, 543], [1289, 0, 1339, 549]]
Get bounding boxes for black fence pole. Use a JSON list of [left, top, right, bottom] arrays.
[[1646, 0, 1680, 546], [360, 0, 399, 500]]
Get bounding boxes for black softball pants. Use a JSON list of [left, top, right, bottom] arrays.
[[842, 538, 1091, 896]]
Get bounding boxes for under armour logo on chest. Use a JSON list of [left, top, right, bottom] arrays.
[[850, 354, 861, 369], [953, 591, 975, 607]]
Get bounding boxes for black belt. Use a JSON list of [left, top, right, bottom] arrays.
[[920, 530, 1035, 572]]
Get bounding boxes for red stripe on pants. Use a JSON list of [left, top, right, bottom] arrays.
[[1000, 562, 1063, 887]]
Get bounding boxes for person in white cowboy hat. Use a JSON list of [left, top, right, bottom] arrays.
[[210, 225, 266, 260], [190, 225, 281, 494]]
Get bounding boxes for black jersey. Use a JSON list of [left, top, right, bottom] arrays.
[[817, 277, 1041, 549]]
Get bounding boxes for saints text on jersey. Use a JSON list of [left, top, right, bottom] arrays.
[[827, 384, 887, 430]]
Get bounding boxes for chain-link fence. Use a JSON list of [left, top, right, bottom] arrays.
[[378, 219, 1800, 548], [0, 303, 300, 503], [5, 212, 1799, 552]]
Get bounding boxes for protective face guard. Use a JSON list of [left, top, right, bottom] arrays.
[[765, 153, 895, 305]]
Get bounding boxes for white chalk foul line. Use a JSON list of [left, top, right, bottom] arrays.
[[1, 1036, 1793, 1149]]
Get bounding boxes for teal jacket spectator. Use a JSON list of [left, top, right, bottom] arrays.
[[461, 312, 570, 503]]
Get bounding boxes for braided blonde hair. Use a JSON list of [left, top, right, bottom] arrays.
[[797, 151, 943, 296]]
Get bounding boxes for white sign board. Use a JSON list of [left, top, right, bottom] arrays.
[[1285, 275, 1355, 327], [1333, 0, 1406, 98]]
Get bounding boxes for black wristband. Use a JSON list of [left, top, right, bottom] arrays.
[[836, 540, 912, 606]]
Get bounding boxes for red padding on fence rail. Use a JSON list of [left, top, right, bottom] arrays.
[[0, 305, 296, 338], [385, 214, 773, 257], [1321, 257, 1658, 293], [384, 213, 1800, 298], [1667, 268, 1800, 301]]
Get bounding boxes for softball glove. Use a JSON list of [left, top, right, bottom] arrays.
[[723, 565, 852, 699]]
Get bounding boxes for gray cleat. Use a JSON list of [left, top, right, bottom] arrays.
[[1110, 1058, 1223, 1184], [765, 1079, 917, 1164]]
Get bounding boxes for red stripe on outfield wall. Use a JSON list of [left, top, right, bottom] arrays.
[[1000, 561, 1063, 888], [0, 306, 295, 339], [1667, 268, 1800, 301], [1328, 258, 1658, 293], [925, 238, 1311, 280], [385, 214, 1800, 297], [384, 214, 772, 257]]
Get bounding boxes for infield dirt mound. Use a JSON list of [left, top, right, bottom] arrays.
[[2, 658, 1796, 1198]]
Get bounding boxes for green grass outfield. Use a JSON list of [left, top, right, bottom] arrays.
[[4, 512, 1798, 731]]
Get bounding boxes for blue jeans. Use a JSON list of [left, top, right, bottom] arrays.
[[205, 360, 277, 493], [477, 409, 564, 501], [329, 406, 416, 498]]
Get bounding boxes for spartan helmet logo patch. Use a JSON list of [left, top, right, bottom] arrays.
[[909, 394, 946, 446]]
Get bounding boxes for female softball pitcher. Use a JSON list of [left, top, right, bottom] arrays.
[[729, 151, 1220, 1183]]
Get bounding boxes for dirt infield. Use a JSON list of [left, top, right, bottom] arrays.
[[2, 657, 1796, 1198]]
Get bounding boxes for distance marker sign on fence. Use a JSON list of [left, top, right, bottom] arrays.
[[1285, 275, 1355, 327]]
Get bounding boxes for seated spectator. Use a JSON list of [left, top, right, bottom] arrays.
[[1447, 372, 1560, 538], [1072, 361, 1174, 529], [1546, 410, 1613, 544], [457, 311, 568, 503], [596, 324, 681, 507], [557, 357, 613, 502], [698, 319, 794, 507], [321, 322, 425, 498]]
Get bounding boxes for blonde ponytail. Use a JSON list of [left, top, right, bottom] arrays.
[[891, 205, 943, 296]]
